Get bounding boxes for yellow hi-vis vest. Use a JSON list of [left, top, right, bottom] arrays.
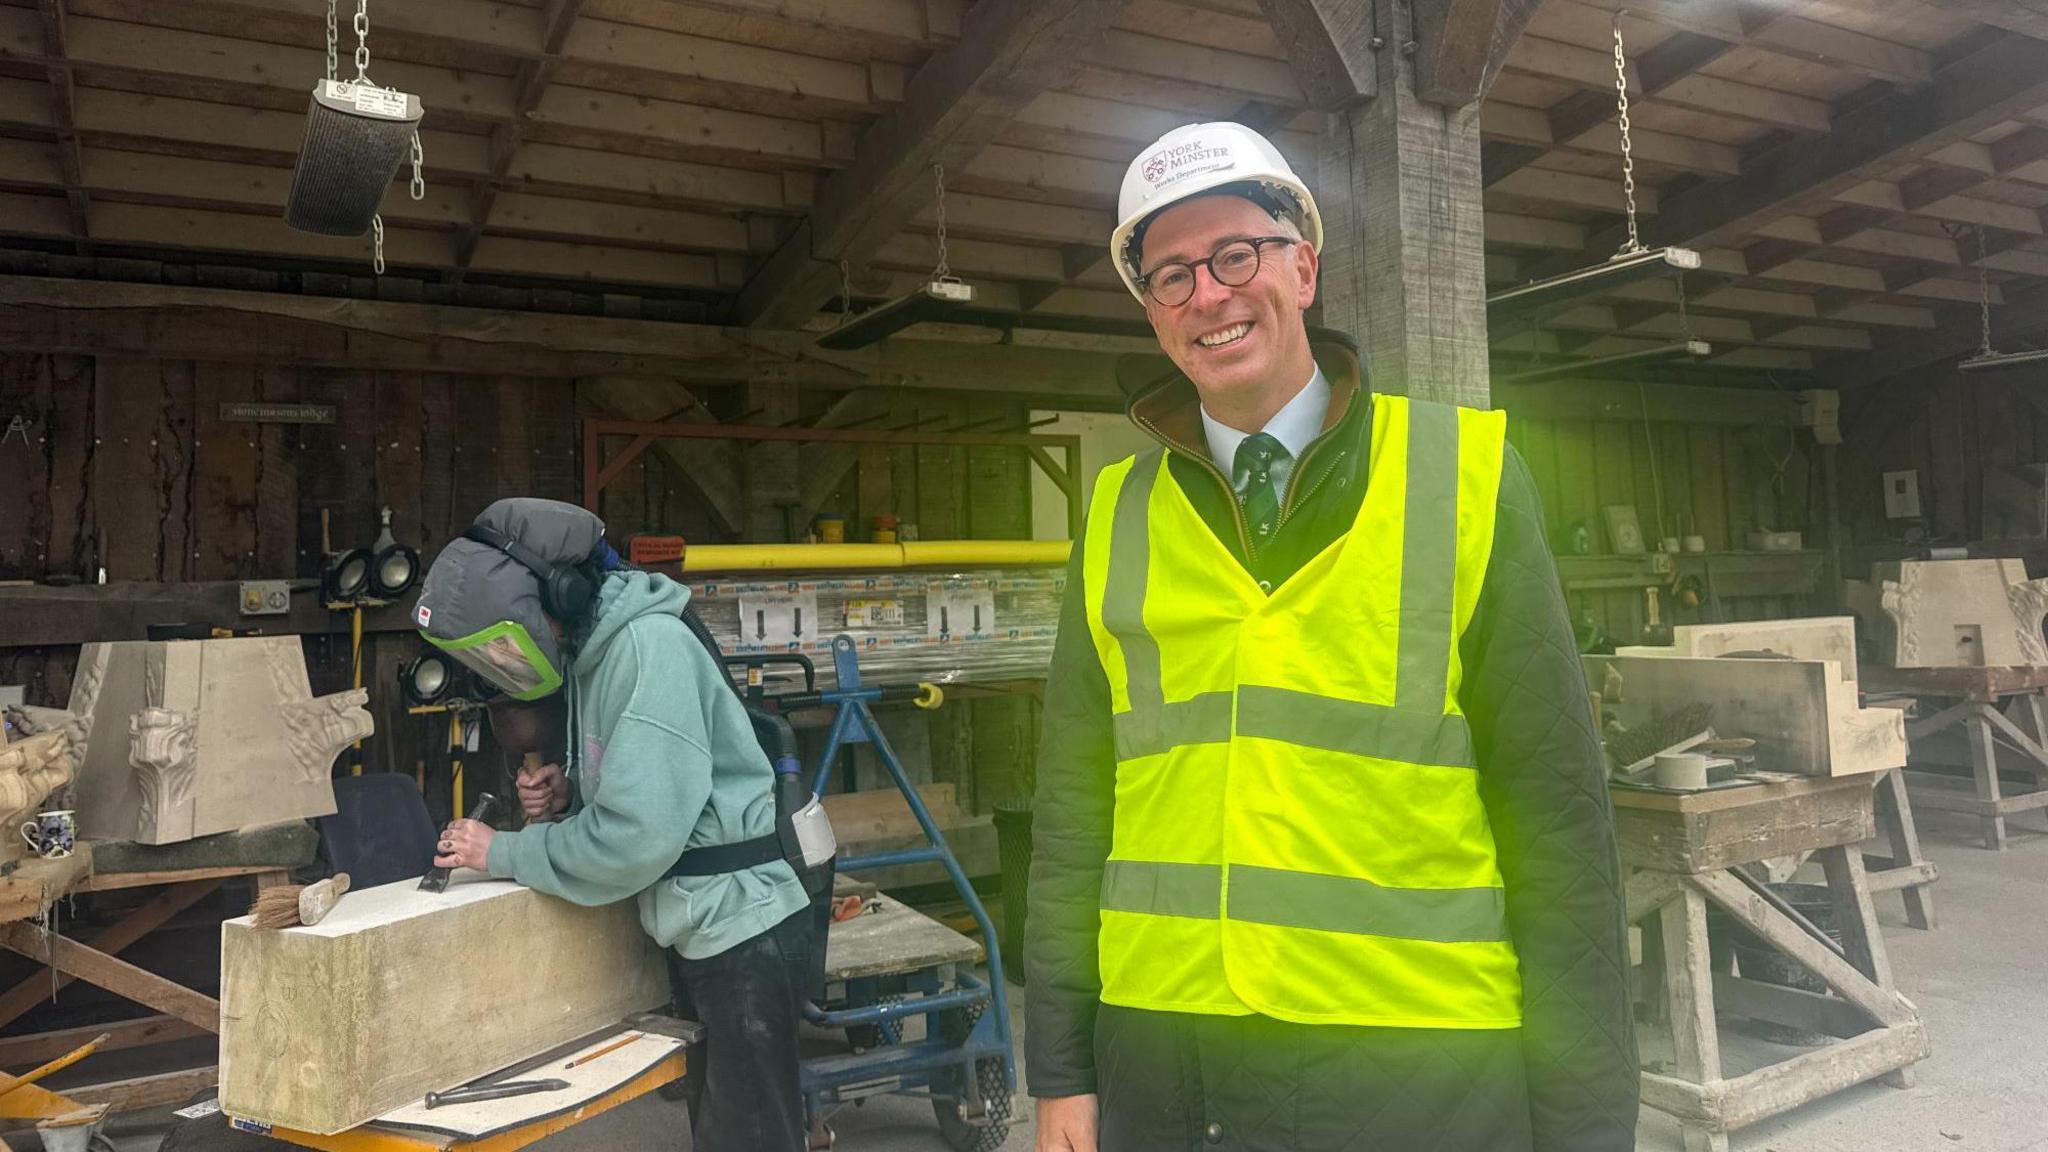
[[1082, 393, 1521, 1029]]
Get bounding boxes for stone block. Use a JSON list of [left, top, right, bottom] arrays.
[[1847, 559, 2048, 669], [219, 873, 670, 1134]]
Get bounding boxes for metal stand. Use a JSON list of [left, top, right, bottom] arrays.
[[795, 634, 1015, 1151]]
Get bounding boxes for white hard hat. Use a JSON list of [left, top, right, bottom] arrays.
[[1110, 121, 1323, 303]]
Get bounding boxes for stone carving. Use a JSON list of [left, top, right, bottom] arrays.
[[51, 637, 370, 845], [1848, 559, 2048, 669], [0, 731, 75, 863], [129, 708, 198, 845]]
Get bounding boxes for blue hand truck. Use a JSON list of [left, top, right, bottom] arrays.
[[755, 635, 1017, 1152]]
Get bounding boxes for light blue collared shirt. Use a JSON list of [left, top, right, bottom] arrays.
[[1200, 367, 1331, 500]]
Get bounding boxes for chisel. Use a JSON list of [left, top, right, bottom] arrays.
[[424, 1078, 569, 1110], [419, 793, 499, 893]]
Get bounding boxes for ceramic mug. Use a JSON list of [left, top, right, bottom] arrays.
[[20, 810, 75, 860]]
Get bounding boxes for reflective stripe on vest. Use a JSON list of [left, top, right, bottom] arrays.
[[1083, 394, 1522, 1029]]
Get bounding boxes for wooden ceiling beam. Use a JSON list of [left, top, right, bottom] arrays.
[[1819, 276, 2048, 388], [731, 0, 1128, 329], [1252, 0, 1374, 110], [1528, 33, 2048, 281], [1487, 29, 1735, 187], [1503, 33, 1830, 134], [1939, 0, 2048, 41], [33, 0, 87, 248], [456, 0, 586, 273]]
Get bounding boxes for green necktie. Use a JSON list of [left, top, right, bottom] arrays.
[[1235, 432, 1286, 544]]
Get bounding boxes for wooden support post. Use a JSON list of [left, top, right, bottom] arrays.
[[1869, 768, 1936, 929], [745, 382, 801, 542], [1966, 707, 2008, 850], [1316, 0, 1494, 407], [1660, 885, 1728, 1152]]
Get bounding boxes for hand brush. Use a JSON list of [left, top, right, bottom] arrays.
[[249, 873, 352, 930]]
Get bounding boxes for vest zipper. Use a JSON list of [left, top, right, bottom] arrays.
[[1274, 444, 1347, 536], [1131, 410, 1258, 560]]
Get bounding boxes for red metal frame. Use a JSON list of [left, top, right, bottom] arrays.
[[580, 418, 1088, 540]]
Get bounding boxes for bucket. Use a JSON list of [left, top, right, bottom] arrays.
[[992, 801, 1033, 985], [871, 514, 899, 544], [1707, 881, 1842, 1044], [815, 513, 846, 544]]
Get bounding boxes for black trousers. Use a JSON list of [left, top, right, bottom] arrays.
[[670, 907, 815, 1152]]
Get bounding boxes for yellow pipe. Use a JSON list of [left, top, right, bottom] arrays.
[[679, 541, 1070, 573]]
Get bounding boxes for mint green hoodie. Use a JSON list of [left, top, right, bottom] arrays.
[[485, 570, 810, 960]]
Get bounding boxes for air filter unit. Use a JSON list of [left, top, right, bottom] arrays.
[[285, 79, 424, 236]]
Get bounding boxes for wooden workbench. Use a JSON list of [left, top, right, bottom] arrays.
[[1617, 775, 1929, 1152], [0, 852, 291, 1114], [1863, 664, 2048, 850]]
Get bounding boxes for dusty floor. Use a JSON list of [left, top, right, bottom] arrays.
[[85, 798, 2048, 1151]]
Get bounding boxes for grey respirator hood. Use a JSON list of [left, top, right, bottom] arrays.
[[412, 499, 611, 697]]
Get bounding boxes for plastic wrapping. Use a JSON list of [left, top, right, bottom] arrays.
[[685, 567, 1066, 693]]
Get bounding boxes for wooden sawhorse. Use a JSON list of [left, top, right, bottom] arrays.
[[1617, 776, 1929, 1152], [0, 853, 291, 1112], [1864, 665, 2048, 851]]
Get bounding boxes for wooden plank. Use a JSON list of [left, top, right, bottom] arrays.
[[191, 362, 260, 581], [1659, 885, 1721, 1115], [0, 1014, 208, 1069], [42, 354, 91, 579], [254, 364, 300, 577], [0, 921, 219, 1029], [155, 359, 196, 582], [373, 372, 427, 564], [0, 849, 92, 924], [1593, 421, 1637, 550], [0, 278, 1127, 401], [79, 865, 285, 892], [1712, 972, 1870, 1040], [65, 1065, 220, 1113], [93, 357, 163, 582], [1689, 869, 1907, 1027], [1613, 775, 1878, 874], [218, 875, 670, 1135], [735, 0, 1128, 326], [1553, 420, 1599, 551], [1714, 1021, 1928, 1132], [0, 878, 221, 1028]]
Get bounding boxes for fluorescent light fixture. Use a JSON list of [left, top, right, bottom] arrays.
[[1495, 339, 1711, 384], [1488, 247, 1703, 322], [1958, 347, 2048, 373], [813, 280, 977, 351]]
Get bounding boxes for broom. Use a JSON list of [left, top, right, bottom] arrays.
[[249, 873, 352, 930]]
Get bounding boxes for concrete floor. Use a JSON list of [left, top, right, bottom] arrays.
[[86, 800, 2048, 1152], [521, 806, 2048, 1152]]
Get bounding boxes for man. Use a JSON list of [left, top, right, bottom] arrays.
[[1027, 122, 1638, 1151], [417, 498, 815, 1152]]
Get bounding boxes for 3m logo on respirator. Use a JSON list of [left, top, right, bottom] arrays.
[[415, 604, 432, 627], [1142, 140, 1233, 185]]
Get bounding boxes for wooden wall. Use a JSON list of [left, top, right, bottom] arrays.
[[1840, 367, 2048, 561], [0, 348, 1043, 825], [1502, 392, 1825, 647]]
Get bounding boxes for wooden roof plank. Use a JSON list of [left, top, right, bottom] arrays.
[[733, 0, 1128, 329]]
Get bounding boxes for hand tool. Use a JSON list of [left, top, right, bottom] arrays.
[[423, 1078, 568, 1110], [419, 793, 499, 893]]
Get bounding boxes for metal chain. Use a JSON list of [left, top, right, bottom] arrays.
[[1676, 270, 1692, 340], [839, 259, 853, 325], [931, 164, 953, 282], [354, 0, 371, 84], [1612, 14, 1644, 257], [372, 214, 386, 275], [325, 0, 338, 82], [410, 131, 425, 200], [1977, 225, 1995, 356]]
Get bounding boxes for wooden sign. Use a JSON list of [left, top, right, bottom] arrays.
[[219, 402, 336, 425]]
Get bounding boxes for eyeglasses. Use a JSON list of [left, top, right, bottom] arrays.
[[1137, 236, 1298, 307]]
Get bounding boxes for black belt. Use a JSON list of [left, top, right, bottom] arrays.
[[666, 832, 783, 878]]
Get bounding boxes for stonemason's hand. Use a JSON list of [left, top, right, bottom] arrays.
[[1036, 1094, 1099, 1152], [516, 760, 570, 821], [434, 818, 494, 872]]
